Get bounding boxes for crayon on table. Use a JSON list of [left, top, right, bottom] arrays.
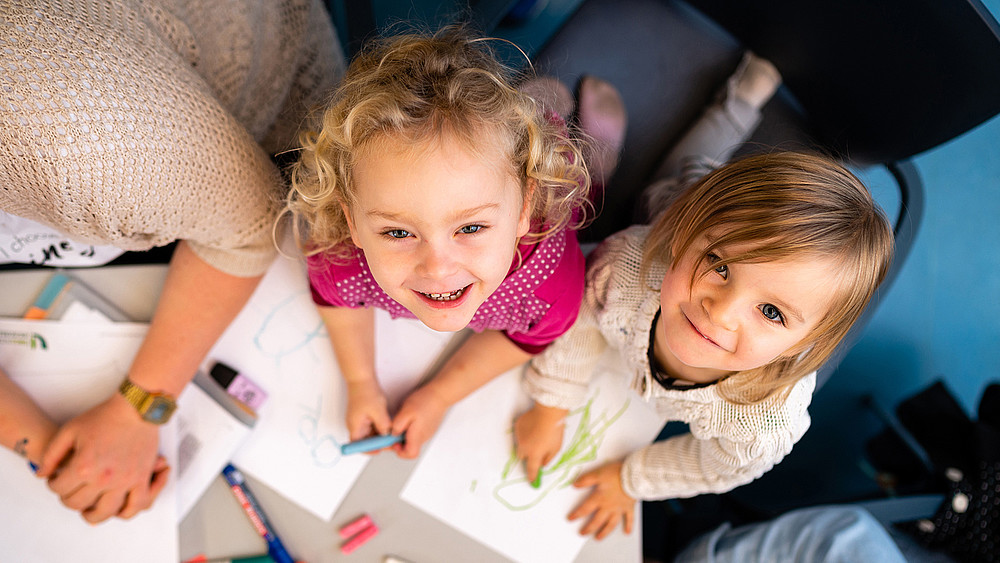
[[221, 464, 296, 563], [531, 472, 542, 489], [340, 521, 379, 554], [339, 513, 375, 538], [340, 433, 404, 455]]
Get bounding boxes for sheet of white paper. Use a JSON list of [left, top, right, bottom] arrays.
[[212, 256, 456, 520], [0, 318, 179, 563], [174, 378, 254, 519], [400, 350, 663, 563]]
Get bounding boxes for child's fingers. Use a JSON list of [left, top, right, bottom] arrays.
[[567, 491, 597, 522], [524, 455, 541, 482], [572, 469, 598, 488], [622, 505, 634, 535], [370, 407, 392, 436], [593, 511, 620, 540]]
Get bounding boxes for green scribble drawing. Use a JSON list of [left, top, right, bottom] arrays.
[[470, 480, 477, 493], [492, 395, 629, 511]]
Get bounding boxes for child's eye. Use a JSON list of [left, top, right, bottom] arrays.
[[759, 303, 785, 325], [706, 253, 729, 279], [458, 225, 483, 235], [383, 229, 412, 239]]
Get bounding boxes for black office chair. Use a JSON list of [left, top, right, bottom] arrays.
[[523, 0, 1000, 390]]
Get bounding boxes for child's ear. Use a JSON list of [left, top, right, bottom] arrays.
[[517, 179, 536, 238], [341, 202, 362, 248]]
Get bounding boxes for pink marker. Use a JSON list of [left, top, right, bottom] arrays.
[[340, 522, 378, 555]]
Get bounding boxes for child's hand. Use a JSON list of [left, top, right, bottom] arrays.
[[568, 461, 635, 540], [513, 403, 568, 483], [345, 379, 391, 448], [390, 385, 449, 459]]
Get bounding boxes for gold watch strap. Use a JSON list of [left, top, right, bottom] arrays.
[[117, 378, 177, 424], [118, 378, 149, 410]]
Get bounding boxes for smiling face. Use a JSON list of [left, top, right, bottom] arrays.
[[344, 131, 531, 332], [653, 238, 843, 384]]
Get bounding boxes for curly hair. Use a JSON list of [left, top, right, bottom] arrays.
[[285, 25, 591, 261], [643, 151, 895, 404]]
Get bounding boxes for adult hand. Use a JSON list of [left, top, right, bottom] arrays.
[[38, 394, 163, 524], [514, 403, 568, 484], [390, 384, 450, 459], [568, 461, 635, 540], [345, 378, 392, 448]]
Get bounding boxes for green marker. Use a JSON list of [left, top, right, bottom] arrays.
[[531, 472, 542, 489]]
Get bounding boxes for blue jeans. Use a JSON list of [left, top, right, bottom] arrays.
[[673, 506, 908, 563]]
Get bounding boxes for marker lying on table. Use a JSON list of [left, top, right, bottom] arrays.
[[221, 464, 296, 563], [341, 433, 405, 455]]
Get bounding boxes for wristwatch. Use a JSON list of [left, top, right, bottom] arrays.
[[118, 378, 177, 424]]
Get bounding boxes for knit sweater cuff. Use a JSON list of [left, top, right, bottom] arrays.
[[522, 364, 590, 410]]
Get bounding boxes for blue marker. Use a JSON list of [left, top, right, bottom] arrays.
[[221, 464, 295, 563], [340, 433, 405, 455]]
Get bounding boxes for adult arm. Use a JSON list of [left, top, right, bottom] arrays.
[[38, 241, 263, 523], [0, 366, 57, 467]]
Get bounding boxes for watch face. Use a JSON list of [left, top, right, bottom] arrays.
[[143, 396, 177, 424]]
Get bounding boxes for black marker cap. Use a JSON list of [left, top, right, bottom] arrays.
[[210, 361, 238, 388]]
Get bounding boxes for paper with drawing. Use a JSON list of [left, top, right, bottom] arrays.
[[400, 350, 663, 563], [208, 256, 456, 520], [0, 318, 179, 563]]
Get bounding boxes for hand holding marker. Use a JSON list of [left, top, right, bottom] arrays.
[[340, 433, 405, 455]]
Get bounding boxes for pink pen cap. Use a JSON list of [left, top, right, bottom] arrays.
[[210, 361, 268, 411]]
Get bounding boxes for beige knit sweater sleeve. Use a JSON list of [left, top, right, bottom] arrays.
[[0, 0, 343, 276], [620, 372, 814, 500]]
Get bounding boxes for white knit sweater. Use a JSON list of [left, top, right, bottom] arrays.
[[525, 225, 815, 500], [0, 0, 343, 275]]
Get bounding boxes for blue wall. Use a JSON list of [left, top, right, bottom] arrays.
[[839, 0, 1000, 424]]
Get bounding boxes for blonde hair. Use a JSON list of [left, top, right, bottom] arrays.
[[285, 25, 591, 260], [643, 151, 894, 404]]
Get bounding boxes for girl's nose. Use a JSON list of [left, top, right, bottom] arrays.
[[703, 291, 740, 332], [417, 240, 457, 279]]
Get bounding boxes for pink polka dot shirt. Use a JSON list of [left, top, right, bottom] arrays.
[[308, 224, 585, 354]]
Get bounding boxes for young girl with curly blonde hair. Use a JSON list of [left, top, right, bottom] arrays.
[[286, 26, 616, 457]]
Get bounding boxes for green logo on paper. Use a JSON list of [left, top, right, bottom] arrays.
[[0, 330, 48, 350]]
